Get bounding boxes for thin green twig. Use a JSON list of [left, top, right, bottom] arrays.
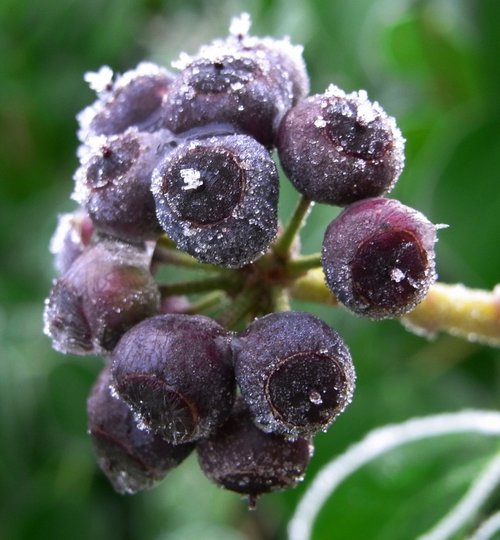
[[273, 195, 312, 259]]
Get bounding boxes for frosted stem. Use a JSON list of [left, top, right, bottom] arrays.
[[290, 269, 500, 347], [417, 453, 500, 540], [273, 196, 312, 259], [288, 410, 500, 540], [467, 511, 500, 540]]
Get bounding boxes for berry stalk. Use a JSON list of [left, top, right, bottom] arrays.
[[273, 195, 312, 260]]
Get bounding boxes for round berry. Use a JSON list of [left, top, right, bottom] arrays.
[[73, 129, 176, 242], [197, 398, 312, 504], [110, 314, 235, 444], [77, 62, 174, 141], [49, 208, 94, 275], [233, 311, 355, 439], [277, 85, 405, 205], [88, 367, 194, 494], [43, 239, 160, 355], [151, 134, 279, 268], [322, 197, 438, 319], [162, 46, 292, 146]]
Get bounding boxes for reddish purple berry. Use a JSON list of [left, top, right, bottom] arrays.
[[88, 368, 194, 494], [233, 311, 355, 439], [110, 314, 235, 444], [197, 398, 312, 504], [277, 85, 405, 205], [322, 197, 438, 319]]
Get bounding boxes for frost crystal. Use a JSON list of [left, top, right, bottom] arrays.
[[84, 66, 114, 94], [229, 12, 252, 37], [180, 168, 203, 190]]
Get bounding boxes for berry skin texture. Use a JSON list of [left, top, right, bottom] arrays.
[[73, 128, 175, 242], [88, 368, 194, 495], [276, 85, 405, 205], [151, 133, 279, 268], [77, 62, 174, 141], [163, 47, 292, 147], [197, 398, 313, 501], [110, 314, 235, 444], [322, 197, 438, 319], [233, 311, 355, 439], [43, 239, 160, 355]]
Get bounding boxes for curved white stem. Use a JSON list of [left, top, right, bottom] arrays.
[[288, 410, 500, 540], [467, 511, 500, 540]]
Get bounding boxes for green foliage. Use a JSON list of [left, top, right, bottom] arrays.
[[1, 1, 499, 539]]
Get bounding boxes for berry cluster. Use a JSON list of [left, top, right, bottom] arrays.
[[44, 14, 438, 506]]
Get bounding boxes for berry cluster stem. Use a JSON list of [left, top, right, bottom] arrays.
[[290, 269, 500, 347], [273, 196, 312, 259]]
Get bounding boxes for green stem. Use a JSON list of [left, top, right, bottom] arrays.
[[216, 289, 257, 329], [273, 195, 312, 259], [156, 234, 177, 250], [183, 291, 226, 314], [154, 245, 230, 274], [159, 275, 239, 296], [286, 253, 322, 276], [271, 285, 291, 313]]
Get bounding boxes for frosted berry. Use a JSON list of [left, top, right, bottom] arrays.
[[73, 129, 176, 242], [77, 62, 174, 141], [111, 314, 235, 444], [162, 44, 292, 146], [197, 398, 312, 505], [322, 197, 438, 319], [233, 311, 355, 439], [277, 85, 405, 205], [88, 367, 194, 494], [151, 133, 278, 268], [49, 208, 94, 275], [43, 239, 160, 355]]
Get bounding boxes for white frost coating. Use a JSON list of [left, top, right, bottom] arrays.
[[49, 213, 77, 255], [417, 453, 500, 540], [288, 410, 500, 540], [314, 117, 327, 128], [84, 66, 113, 94], [467, 511, 500, 540], [229, 12, 252, 37], [390, 267, 405, 282], [180, 168, 203, 190]]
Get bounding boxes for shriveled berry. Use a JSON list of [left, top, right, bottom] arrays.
[[233, 311, 355, 439], [151, 134, 278, 268], [322, 197, 438, 318], [162, 44, 292, 146], [77, 62, 174, 141], [111, 314, 235, 444], [88, 367, 194, 494], [43, 239, 160, 355], [49, 208, 94, 275], [277, 85, 405, 205], [197, 398, 312, 505], [73, 129, 176, 242]]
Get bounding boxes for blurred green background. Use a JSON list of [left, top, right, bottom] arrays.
[[1, 0, 499, 539]]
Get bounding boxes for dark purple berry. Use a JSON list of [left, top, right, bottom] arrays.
[[197, 398, 312, 504], [88, 367, 194, 494], [110, 314, 235, 444], [151, 134, 279, 268], [49, 208, 94, 275], [78, 63, 174, 140], [73, 129, 176, 242], [277, 85, 405, 205], [233, 311, 355, 439], [162, 45, 292, 146], [321, 197, 438, 319], [43, 239, 160, 355]]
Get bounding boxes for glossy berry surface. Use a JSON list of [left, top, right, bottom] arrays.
[[197, 398, 312, 501], [233, 311, 355, 438], [77, 62, 174, 140], [111, 314, 235, 444], [88, 368, 194, 494], [322, 197, 437, 319], [152, 133, 279, 267], [277, 85, 405, 205], [43, 239, 160, 355]]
